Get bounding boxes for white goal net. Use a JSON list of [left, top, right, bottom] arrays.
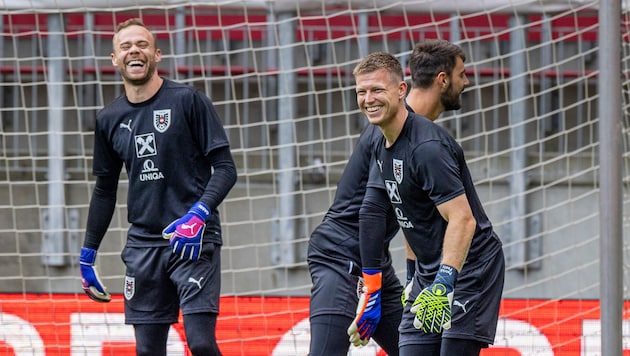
[[0, 0, 629, 354]]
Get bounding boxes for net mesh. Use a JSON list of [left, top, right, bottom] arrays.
[[0, 1, 628, 354]]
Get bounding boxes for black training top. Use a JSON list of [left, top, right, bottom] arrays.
[[309, 124, 399, 268], [374, 112, 502, 276], [91, 79, 233, 246]]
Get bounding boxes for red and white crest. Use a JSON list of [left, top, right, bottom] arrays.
[[124, 276, 135, 300], [393, 158, 403, 184], [153, 109, 171, 133]]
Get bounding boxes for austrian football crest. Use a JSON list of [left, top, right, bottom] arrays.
[[393, 158, 403, 184], [124, 275, 135, 300], [153, 109, 171, 133]]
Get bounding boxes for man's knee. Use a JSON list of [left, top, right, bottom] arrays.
[[309, 314, 353, 356], [134, 323, 169, 356], [441, 337, 487, 356], [184, 313, 221, 356], [187, 340, 221, 356]]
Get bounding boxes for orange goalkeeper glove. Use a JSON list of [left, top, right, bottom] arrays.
[[347, 269, 382, 347]]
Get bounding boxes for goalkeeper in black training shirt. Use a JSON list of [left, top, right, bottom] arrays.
[[355, 45, 504, 355], [307, 122, 405, 355], [79, 18, 236, 356]]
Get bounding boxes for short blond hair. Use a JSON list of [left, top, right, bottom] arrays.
[[352, 51, 404, 83], [112, 18, 155, 50]]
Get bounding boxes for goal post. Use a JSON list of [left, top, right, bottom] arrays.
[[0, 0, 629, 354]]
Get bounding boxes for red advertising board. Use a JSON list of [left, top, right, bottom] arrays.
[[0, 294, 628, 355]]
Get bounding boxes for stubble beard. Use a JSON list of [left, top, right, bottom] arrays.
[[441, 84, 462, 111], [122, 60, 157, 86]]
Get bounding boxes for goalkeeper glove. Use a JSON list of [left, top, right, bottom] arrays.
[[410, 264, 458, 333], [347, 269, 382, 347], [79, 247, 111, 302], [163, 201, 209, 261], [401, 277, 413, 306]]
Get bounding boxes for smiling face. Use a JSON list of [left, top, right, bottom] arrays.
[[355, 68, 407, 128], [111, 24, 161, 86]]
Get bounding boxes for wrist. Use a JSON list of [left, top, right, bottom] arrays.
[[80, 247, 97, 264], [361, 269, 382, 291], [435, 264, 458, 289], [189, 201, 210, 220]]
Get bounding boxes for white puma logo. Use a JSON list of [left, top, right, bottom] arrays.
[[188, 277, 204, 289], [181, 223, 197, 234], [119, 119, 133, 132], [453, 299, 470, 313]]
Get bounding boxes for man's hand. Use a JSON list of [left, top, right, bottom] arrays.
[[410, 264, 458, 333], [163, 201, 209, 261], [347, 269, 382, 347], [79, 247, 111, 302]]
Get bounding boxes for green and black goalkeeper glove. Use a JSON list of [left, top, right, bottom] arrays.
[[410, 264, 457, 333]]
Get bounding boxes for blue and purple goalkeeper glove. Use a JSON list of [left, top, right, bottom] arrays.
[[162, 201, 209, 261], [79, 247, 111, 302], [347, 269, 382, 347], [410, 264, 458, 333]]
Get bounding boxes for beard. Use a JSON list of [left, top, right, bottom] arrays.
[[440, 84, 463, 111], [121, 60, 157, 86]]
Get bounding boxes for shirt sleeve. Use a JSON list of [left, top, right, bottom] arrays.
[[359, 185, 390, 269], [199, 145, 238, 211], [358, 140, 390, 269], [92, 113, 123, 177], [414, 140, 465, 206], [83, 175, 119, 250], [190, 90, 231, 154]]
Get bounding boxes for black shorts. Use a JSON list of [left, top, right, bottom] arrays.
[[120, 242, 221, 325], [399, 248, 505, 346], [308, 244, 403, 320]]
